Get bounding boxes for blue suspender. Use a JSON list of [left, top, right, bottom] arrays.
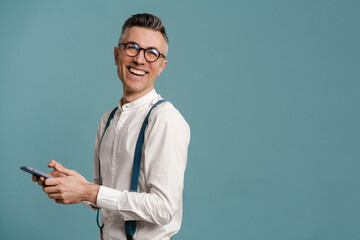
[[96, 106, 118, 231], [125, 99, 166, 237], [97, 99, 166, 238]]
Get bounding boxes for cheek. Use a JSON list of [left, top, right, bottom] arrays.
[[117, 59, 128, 74], [117, 64, 126, 80], [117, 55, 128, 68]]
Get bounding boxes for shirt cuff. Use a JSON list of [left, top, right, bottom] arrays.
[[81, 201, 98, 211], [96, 186, 121, 211]]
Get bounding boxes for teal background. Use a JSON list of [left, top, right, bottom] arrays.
[[1, 0, 359, 239]]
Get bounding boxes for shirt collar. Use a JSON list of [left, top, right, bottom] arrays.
[[118, 89, 158, 112]]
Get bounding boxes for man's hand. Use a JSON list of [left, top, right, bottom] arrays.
[[34, 160, 100, 204], [32, 160, 67, 186]]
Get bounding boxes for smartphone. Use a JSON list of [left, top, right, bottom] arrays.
[[20, 166, 53, 179]]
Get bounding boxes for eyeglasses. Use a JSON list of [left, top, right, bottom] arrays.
[[118, 42, 166, 62]]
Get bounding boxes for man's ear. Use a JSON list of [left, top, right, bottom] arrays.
[[114, 46, 119, 65], [157, 60, 168, 76]]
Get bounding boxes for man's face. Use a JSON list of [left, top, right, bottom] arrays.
[[114, 26, 168, 99]]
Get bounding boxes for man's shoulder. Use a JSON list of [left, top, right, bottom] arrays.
[[97, 106, 118, 128], [102, 106, 118, 119], [151, 100, 181, 118], [149, 100, 190, 130]]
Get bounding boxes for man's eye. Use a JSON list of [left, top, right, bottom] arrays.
[[127, 45, 137, 50], [148, 49, 159, 56]]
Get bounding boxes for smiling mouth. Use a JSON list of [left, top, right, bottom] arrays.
[[128, 67, 147, 76]]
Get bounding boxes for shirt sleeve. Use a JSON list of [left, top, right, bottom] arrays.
[[96, 106, 190, 225], [81, 110, 110, 210], [80, 201, 98, 210]]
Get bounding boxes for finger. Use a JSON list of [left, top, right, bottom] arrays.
[[44, 177, 58, 186], [37, 180, 43, 187], [52, 195, 71, 205], [38, 176, 46, 186], [43, 186, 58, 194], [48, 159, 57, 168], [48, 160, 74, 176], [48, 171, 67, 178], [52, 162, 74, 176], [35, 176, 45, 186], [32, 175, 39, 182], [54, 198, 72, 205], [48, 193, 62, 200]]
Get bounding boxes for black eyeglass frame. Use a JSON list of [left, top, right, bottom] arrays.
[[118, 42, 166, 62]]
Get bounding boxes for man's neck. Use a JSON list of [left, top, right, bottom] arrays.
[[121, 88, 154, 106]]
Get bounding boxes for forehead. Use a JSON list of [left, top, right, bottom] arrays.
[[123, 26, 167, 51]]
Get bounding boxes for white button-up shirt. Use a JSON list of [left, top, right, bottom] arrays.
[[93, 89, 190, 240]]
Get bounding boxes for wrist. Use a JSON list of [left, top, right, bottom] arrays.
[[83, 182, 100, 203]]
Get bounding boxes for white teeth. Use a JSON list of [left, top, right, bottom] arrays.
[[129, 67, 146, 76]]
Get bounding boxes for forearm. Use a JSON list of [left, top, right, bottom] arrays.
[[97, 186, 173, 225]]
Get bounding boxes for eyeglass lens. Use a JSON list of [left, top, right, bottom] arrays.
[[124, 43, 160, 62]]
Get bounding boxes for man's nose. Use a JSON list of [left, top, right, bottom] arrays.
[[132, 50, 146, 64]]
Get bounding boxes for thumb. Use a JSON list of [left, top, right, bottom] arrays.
[[49, 160, 73, 176]]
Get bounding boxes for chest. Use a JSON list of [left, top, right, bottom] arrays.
[[99, 110, 148, 190]]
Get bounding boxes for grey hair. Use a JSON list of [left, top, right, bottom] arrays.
[[118, 13, 169, 53]]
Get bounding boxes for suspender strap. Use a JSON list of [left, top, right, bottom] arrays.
[[96, 100, 166, 238], [125, 99, 166, 237], [97, 106, 118, 231], [99, 106, 119, 185]]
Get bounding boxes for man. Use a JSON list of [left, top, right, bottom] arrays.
[[33, 13, 190, 240]]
